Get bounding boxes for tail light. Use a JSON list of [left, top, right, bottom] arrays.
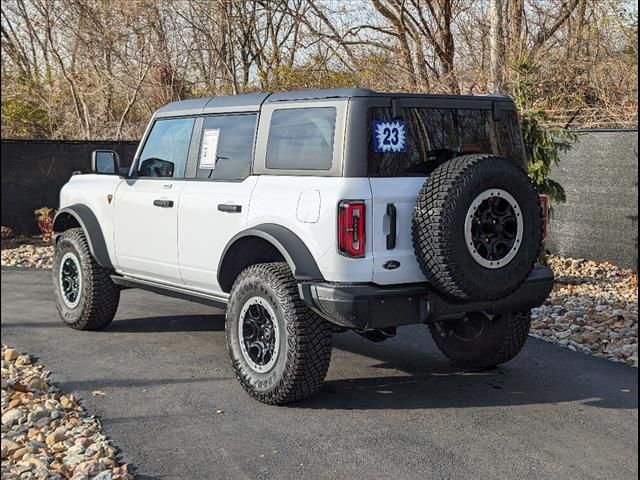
[[539, 194, 549, 240], [338, 200, 365, 257]]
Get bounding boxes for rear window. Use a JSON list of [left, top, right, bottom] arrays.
[[266, 107, 336, 170], [367, 107, 524, 176]]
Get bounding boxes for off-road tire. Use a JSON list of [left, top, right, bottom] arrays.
[[52, 228, 120, 330], [225, 262, 332, 405], [412, 154, 543, 302], [429, 311, 531, 369]]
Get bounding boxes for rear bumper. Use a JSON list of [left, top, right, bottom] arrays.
[[299, 264, 554, 329]]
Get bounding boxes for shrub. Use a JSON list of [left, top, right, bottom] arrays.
[[1, 226, 14, 239], [34, 207, 56, 242], [510, 52, 578, 205]]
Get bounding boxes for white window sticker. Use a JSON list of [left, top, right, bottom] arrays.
[[199, 128, 221, 168], [372, 120, 407, 153]]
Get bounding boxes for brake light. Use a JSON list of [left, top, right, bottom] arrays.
[[539, 194, 549, 240], [338, 201, 365, 257]]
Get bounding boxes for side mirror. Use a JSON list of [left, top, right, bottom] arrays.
[[91, 150, 120, 175]]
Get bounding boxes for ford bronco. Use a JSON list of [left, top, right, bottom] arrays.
[[52, 88, 554, 404]]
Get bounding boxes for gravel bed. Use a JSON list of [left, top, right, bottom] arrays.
[[2, 243, 637, 366], [531, 256, 638, 367], [2, 245, 54, 269], [1, 345, 133, 480]]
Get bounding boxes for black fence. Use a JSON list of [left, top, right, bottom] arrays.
[[1, 139, 138, 234], [1, 132, 638, 270]]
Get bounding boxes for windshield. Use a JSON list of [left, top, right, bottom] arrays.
[[367, 107, 524, 176]]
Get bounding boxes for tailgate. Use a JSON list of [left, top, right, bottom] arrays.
[[369, 177, 429, 285]]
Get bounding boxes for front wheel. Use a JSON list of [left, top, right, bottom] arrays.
[[428, 310, 531, 369], [225, 262, 332, 405], [52, 228, 120, 330]]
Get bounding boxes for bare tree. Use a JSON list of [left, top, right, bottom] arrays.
[[489, 0, 505, 92], [1, 0, 636, 139]]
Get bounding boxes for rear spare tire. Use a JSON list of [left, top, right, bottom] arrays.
[[412, 154, 542, 302]]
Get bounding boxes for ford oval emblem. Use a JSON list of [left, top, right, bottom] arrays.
[[383, 260, 401, 270]]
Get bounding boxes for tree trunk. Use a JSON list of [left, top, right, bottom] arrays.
[[489, 0, 505, 93], [506, 0, 524, 59]]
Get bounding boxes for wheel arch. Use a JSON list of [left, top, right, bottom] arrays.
[[218, 224, 324, 293], [52, 204, 114, 270]]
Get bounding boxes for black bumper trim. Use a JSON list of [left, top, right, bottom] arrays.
[[299, 264, 554, 329]]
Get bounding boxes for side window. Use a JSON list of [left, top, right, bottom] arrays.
[[195, 114, 257, 180], [137, 117, 195, 178], [266, 107, 336, 170]]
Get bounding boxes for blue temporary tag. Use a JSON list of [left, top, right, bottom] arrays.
[[372, 120, 407, 153]]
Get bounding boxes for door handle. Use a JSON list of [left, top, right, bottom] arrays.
[[217, 204, 242, 213], [386, 203, 397, 249], [153, 199, 174, 208]]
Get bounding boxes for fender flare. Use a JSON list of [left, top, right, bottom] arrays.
[[52, 204, 114, 270], [218, 223, 324, 289]]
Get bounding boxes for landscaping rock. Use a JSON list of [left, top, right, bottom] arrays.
[[73, 459, 106, 477], [4, 348, 20, 361], [2, 408, 23, 427], [530, 256, 638, 367], [1, 244, 54, 269], [0, 344, 132, 479]]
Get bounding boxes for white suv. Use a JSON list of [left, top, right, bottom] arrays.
[[52, 88, 554, 404]]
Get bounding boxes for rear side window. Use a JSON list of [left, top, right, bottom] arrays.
[[137, 117, 195, 178], [367, 107, 524, 176], [196, 114, 257, 180], [266, 107, 336, 170]]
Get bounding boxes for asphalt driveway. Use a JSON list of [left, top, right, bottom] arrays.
[[1, 268, 638, 480]]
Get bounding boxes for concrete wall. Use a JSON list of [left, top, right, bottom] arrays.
[[546, 130, 638, 270], [1, 140, 138, 234]]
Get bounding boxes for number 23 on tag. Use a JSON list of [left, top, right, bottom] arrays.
[[373, 120, 407, 153]]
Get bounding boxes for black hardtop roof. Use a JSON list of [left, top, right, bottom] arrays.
[[154, 88, 513, 117]]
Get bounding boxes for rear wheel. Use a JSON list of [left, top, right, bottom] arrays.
[[428, 310, 531, 369], [52, 228, 120, 330], [225, 262, 332, 405]]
